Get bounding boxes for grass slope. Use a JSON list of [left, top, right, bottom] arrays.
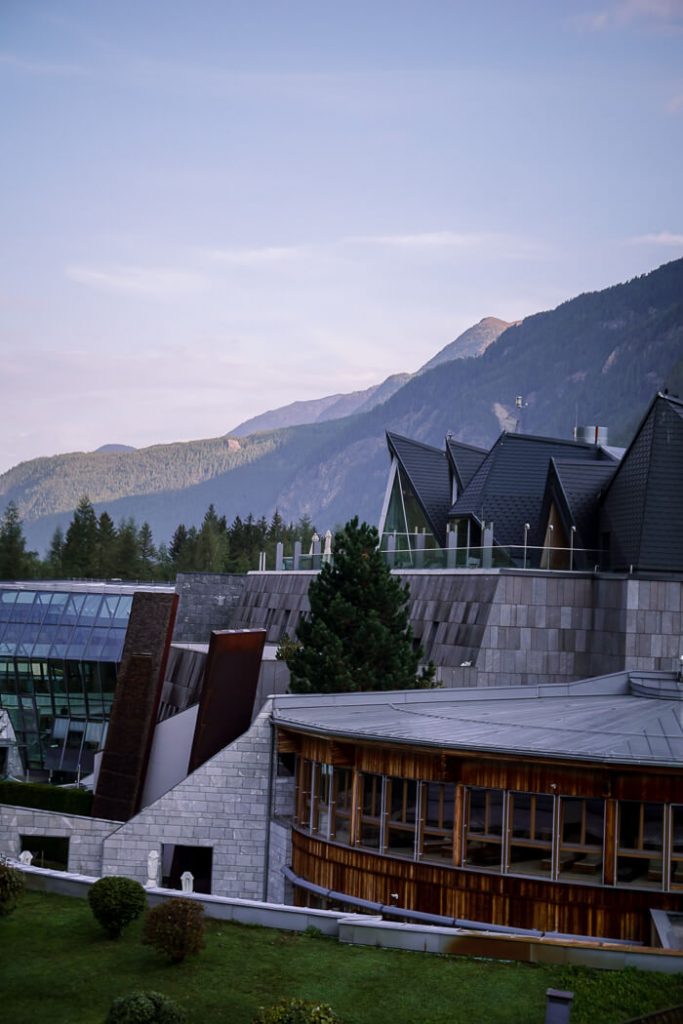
[[3, 892, 683, 1024]]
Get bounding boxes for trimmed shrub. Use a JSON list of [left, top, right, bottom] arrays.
[[105, 991, 185, 1024], [0, 857, 24, 917], [253, 998, 343, 1024], [0, 780, 93, 815], [142, 898, 204, 963], [88, 876, 147, 938]]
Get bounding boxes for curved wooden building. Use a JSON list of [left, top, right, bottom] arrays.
[[273, 672, 683, 944]]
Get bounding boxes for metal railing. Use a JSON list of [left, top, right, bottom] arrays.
[[260, 536, 603, 573]]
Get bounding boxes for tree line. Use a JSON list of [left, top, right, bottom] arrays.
[[0, 498, 317, 581]]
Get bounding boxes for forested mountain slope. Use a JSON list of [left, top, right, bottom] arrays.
[[4, 258, 682, 554]]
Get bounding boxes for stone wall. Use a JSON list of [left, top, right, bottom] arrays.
[[230, 569, 683, 689], [173, 572, 247, 642], [0, 806, 119, 877], [101, 703, 275, 899]]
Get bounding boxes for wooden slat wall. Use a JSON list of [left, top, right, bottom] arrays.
[[278, 728, 683, 801], [292, 829, 683, 944]]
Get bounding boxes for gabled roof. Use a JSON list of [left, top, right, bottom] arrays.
[[386, 432, 451, 543], [445, 437, 488, 491], [449, 431, 616, 546], [545, 458, 618, 553], [600, 392, 683, 572]]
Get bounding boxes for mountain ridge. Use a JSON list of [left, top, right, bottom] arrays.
[[3, 258, 682, 554]]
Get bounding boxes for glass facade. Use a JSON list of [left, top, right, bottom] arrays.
[[0, 587, 132, 780], [294, 757, 683, 892]]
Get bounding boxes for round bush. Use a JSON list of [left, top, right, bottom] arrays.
[[88, 876, 147, 938], [0, 857, 24, 917], [141, 897, 204, 963], [105, 991, 185, 1024], [253, 998, 343, 1024]]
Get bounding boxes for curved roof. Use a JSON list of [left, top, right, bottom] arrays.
[[273, 672, 683, 769]]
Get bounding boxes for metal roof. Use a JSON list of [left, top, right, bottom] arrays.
[[272, 672, 683, 768]]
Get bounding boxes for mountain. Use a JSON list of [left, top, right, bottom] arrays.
[[417, 316, 512, 372], [230, 372, 410, 436], [230, 318, 507, 436], [94, 443, 137, 454], [3, 258, 683, 554]]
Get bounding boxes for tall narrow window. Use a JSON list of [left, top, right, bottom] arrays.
[[358, 773, 383, 850], [420, 781, 455, 863], [670, 806, 683, 889], [385, 778, 417, 857], [617, 801, 664, 888], [330, 768, 353, 843], [312, 763, 333, 838], [558, 797, 604, 881], [508, 792, 553, 877], [464, 787, 503, 871]]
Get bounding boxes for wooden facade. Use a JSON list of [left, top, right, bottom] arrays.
[[278, 727, 683, 944]]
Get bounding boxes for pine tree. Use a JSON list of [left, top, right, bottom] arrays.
[[0, 502, 34, 580], [115, 518, 141, 579], [137, 522, 158, 578], [281, 517, 435, 694], [96, 512, 118, 578], [46, 526, 65, 578], [62, 496, 99, 578]]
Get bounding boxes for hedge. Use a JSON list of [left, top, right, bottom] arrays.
[[0, 780, 93, 816]]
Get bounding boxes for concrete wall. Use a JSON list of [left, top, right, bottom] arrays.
[[101, 703, 275, 899], [0, 806, 120, 877], [173, 572, 247, 642]]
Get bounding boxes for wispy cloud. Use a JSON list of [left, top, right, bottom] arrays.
[[628, 231, 683, 245], [0, 52, 87, 77], [571, 0, 683, 30], [666, 93, 683, 112], [204, 244, 308, 267], [66, 264, 207, 297], [345, 231, 545, 259]]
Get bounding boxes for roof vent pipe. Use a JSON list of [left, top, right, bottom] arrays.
[[573, 425, 608, 445]]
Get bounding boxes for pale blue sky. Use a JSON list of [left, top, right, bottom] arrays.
[[1, 0, 682, 473]]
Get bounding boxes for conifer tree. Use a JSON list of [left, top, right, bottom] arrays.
[[281, 517, 435, 694], [62, 496, 99, 578], [96, 512, 118, 578], [46, 526, 65, 578], [0, 502, 34, 580]]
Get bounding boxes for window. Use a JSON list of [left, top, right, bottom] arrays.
[[331, 767, 353, 843], [420, 781, 455, 863], [617, 801, 664, 888], [558, 798, 604, 881], [508, 792, 554, 877], [464, 787, 503, 871], [670, 806, 683, 889], [385, 778, 417, 857], [358, 773, 383, 849]]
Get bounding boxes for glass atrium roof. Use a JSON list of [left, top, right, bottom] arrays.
[[0, 587, 133, 662]]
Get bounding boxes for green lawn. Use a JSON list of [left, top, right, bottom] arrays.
[[3, 891, 683, 1024]]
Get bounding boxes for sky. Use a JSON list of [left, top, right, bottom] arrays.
[[1, 0, 682, 474]]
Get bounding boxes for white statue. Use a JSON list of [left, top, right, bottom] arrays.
[[146, 849, 160, 887]]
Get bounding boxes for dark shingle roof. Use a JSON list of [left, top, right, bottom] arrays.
[[386, 432, 451, 544], [601, 392, 683, 572], [449, 432, 616, 546], [445, 437, 488, 491], [549, 459, 618, 552]]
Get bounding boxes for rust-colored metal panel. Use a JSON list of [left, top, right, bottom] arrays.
[[92, 591, 178, 821], [187, 628, 266, 774]]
